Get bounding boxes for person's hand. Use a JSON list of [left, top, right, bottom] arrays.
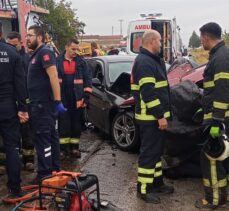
[[158, 118, 168, 130], [83, 93, 90, 107], [209, 126, 220, 138], [55, 101, 67, 113], [18, 111, 29, 123]]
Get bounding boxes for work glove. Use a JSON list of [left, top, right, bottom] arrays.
[[209, 121, 221, 139], [55, 101, 67, 113], [210, 126, 220, 139]]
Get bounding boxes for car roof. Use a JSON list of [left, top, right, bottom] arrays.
[[88, 55, 136, 63]]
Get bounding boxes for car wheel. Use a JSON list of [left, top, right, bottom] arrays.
[[111, 112, 139, 151]]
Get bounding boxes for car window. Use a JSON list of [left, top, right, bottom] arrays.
[[95, 64, 103, 83], [87, 60, 97, 78], [131, 32, 143, 54], [108, 62, 133, 83]]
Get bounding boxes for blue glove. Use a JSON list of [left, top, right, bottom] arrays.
[[55, 101, 67, 113]]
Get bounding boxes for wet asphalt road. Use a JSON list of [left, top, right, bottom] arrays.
[[0, 130, 227, 211]]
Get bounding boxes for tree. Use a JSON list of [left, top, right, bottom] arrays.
[[222, 31, 229, 46], [36, 0, 85, 50], [188, 31, 201, 48]]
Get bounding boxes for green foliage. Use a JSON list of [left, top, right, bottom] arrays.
[[222, 31, 229, 46], [36, 0, 85, 50], [188, 31, 201, 48]]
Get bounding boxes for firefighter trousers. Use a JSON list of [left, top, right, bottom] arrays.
[[137, 122, 165, 195], [30, 102, 60, 180], [0, 100, 21, 191], [58, 108, 83, 152], [201, 123, 229, 205]]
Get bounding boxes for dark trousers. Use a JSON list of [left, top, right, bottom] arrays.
[[0, 100, 21, 190], [21, 122, 34, 163], [58, 108, 83, 151], [201, 123, 229, 205], [30, 102, 60, 179], [137, 122, 165, 194]]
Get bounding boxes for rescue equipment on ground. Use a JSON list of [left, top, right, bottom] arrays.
[[6, 171, 101, 211], [202, 124, 229, 161]]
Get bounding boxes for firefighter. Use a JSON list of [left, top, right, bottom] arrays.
[[0, 22, 28, 198], [0, 22, 5, 173], [6, 31, 34, 171], [195, 22, 229, 209], [131, 30, 174, 203], [26, 25, 66, 183], [56, 38, 92, 158]]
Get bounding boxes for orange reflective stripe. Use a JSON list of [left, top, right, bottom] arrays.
[[84, 87, 93, 93], [58, 78, 62, 83], [74, 79, 83, 84]]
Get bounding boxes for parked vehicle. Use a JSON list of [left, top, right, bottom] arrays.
[[127, 13, 184, 64], [86, 55, 206, 151], [0, 0, 49, 46], [167, 57, 203, 86], [86, 55, 137, 151]]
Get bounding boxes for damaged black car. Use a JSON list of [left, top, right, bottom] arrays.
[[86, 55, 139, 151]]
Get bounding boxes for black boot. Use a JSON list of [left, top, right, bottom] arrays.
[[152, 184, 174, 195], [195, 198, 227, 209], [7, 188, 26, 199], [137, 192, 160, 204]]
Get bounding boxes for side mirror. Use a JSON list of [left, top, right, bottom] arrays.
[[92, 78, 102, 87]]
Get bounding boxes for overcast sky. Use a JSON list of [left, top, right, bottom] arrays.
[[72, 0, 229, 46]]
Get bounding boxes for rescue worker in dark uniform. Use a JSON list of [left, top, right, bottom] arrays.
[[57, 38, 92, 158], [0, 22, 6, 173], [195, 22, 229, 209], [131, 30, 174, 203], [0, 22, 29, 198], [26, 25, 66, 182], [6, 31, 34, 171]]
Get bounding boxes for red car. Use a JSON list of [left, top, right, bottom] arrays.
[[167, 58, 204, 86]]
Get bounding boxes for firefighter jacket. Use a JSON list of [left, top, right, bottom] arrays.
[[56, 52, 92, 108], [0, 42, 27, 112], [203, 41, 229, 122], [131, 47, 171, 122]]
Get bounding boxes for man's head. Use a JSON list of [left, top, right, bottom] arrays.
[[26, 25, 45, 50], [199, 22, 222, 51], [65, 38, 79, 59], [91, 41, 98, 50], [142, 30, 161, 54], [6, 31, 22, 51]]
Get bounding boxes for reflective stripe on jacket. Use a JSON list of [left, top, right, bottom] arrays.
[[203, 41, 229, 122], [131, 47, 171, 122]]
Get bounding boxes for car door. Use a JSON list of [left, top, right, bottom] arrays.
[[87, 59, 111, 133]]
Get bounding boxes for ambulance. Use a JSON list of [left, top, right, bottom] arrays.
[[127, 13, 183, 64]]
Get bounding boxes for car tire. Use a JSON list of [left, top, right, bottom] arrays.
[[111, 112, 139, 151]]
